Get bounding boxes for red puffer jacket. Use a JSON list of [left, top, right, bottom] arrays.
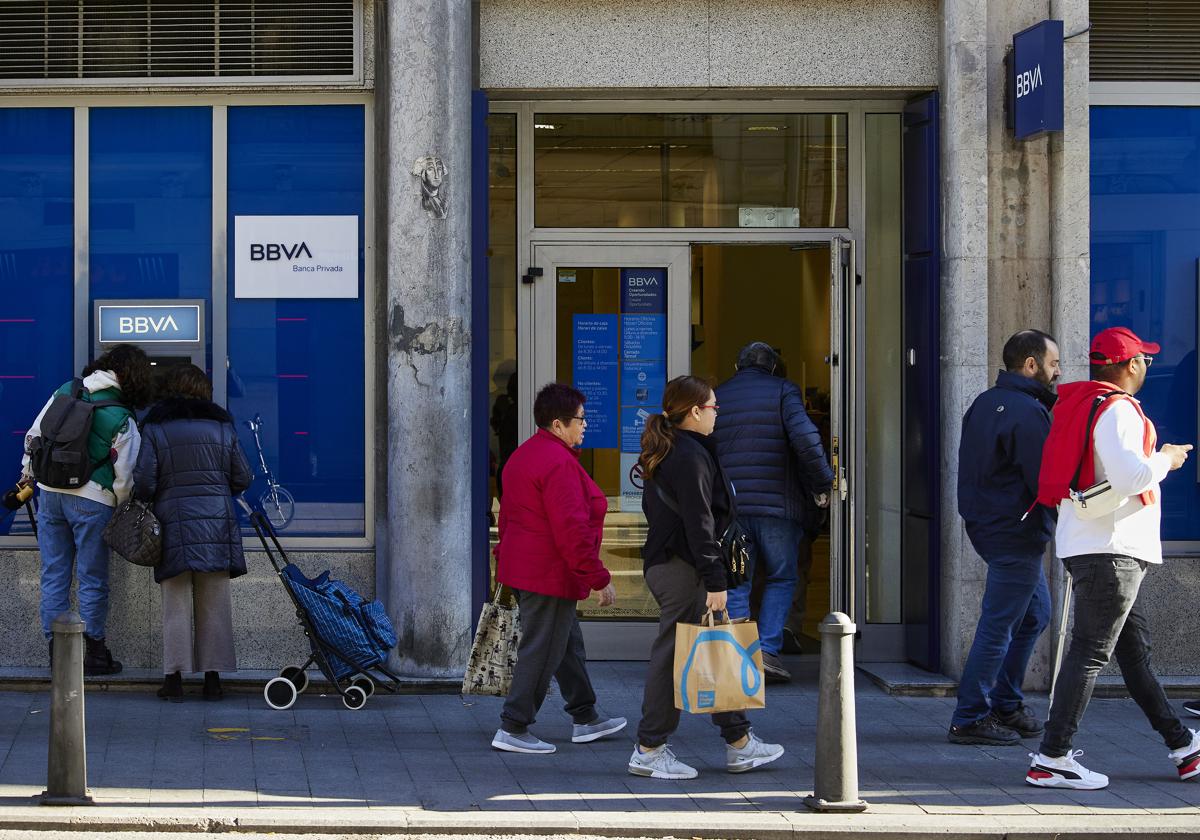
[[495, 429, 611, 601]]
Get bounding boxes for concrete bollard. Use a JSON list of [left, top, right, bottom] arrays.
[[37, 612, 92, 806], [804, 611, 868, 812]]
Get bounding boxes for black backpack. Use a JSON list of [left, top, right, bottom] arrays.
[[27, 379, 128, 490]]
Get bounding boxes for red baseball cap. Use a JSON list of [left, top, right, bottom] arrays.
[[1089, 326, 1160, 366]]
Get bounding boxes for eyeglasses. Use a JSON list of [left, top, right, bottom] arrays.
[[699, 404, 719, 414], [1139, 355, 1154, 368], [568, 414, 587, 424]]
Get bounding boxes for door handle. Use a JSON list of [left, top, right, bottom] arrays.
[[907, 348, 917, 366]]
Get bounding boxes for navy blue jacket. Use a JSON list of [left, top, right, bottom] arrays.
[[957, 371, 1057, 559], [133, 399, 253, 584], [713, 367, 834, 524]]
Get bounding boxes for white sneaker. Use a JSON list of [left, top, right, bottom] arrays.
[[1025, 750, 1109, 790], [726, 731, 785, 773], [1168, 729, 1200, 781], [491, 728, 555, 754], [571, 715, 627, 743], [627, 744, 698, 780]]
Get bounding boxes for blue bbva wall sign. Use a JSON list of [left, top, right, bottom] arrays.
[[98, 304, 202, 343], [1012, 19, 1064, 140]]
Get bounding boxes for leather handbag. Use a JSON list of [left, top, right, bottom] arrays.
[[103, 498, 163, 567]]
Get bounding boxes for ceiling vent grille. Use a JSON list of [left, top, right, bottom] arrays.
[[0, 1, 357, 82], [1091, 0, 1200, 82]]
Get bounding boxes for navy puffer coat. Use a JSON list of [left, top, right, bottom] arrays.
[[133, 398, 253, 584], [713, 366, 834, 524]]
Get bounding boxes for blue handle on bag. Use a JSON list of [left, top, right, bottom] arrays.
[[679, 629, 762, 712]]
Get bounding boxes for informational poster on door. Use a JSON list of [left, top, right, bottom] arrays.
[[618, 268, 667, 509], [234, 215, 359, 299], [573, 315, 619, 449]]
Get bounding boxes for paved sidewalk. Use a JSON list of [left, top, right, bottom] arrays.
[[1, 659, 1198, 837]]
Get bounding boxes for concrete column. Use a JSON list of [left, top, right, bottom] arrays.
[[383, 0, 474, 677], [939, 0, 990, 677]]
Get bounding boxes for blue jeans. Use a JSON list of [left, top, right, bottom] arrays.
[[727, 515, 804, 657], [951, 551, 1051, 727], [37, 491, 115, 639]]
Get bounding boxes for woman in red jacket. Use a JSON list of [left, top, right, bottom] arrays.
[[491, 383, 626, 754]]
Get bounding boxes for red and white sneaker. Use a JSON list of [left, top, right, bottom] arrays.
[[1025, 750, 1109, 790], [1168, 729, 1200, 781]]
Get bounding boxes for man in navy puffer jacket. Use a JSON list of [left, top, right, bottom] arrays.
[[949, 330, 1059, 746], [714, 342, 833, 683]]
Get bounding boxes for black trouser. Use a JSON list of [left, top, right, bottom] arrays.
[[1040, 553, 1189, 757], [637, 556, 752, 749], [500, 589, 598, 734]]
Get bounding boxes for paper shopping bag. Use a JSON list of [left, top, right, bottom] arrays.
[[673, 611, 766, 713], [461, 587, 521, 697]]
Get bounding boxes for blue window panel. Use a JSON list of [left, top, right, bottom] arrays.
[[227, 105, 365, 538], [1091, 106, 1200, 541], [89, 107, 213, 368], [0, 108, 74, 537]]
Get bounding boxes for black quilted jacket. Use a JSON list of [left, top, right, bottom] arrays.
[[713, 367, 834, 524], [133, 398, 253, 584]]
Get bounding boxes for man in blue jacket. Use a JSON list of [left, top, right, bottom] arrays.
[[714, 342, 833, 683], [950, 329, 1060, 745]]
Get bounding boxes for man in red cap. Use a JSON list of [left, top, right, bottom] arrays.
[[1024, 327, 1200, 790]]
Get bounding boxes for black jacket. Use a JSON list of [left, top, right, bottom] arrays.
[[713, 367, 834, 524], [642, 430, 735, 592], [957, 371, 1057, 559], [133, 398, 253, 584]]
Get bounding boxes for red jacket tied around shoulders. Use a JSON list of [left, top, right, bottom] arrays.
[[495, 428, 612, 601]]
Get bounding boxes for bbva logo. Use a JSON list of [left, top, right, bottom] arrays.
[[1015, 64, 1043, 99], [627, 275, 660, 287], [118, 315, 179, 335], [250, 242, 313, 261]]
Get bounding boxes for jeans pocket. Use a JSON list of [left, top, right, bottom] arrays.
[[1066, 558, 1100, 601]]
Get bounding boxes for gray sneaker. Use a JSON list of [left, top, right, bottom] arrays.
[[491, 728, 555, 754], [627, 744, 698, 780], [572, 715, 627, 743], [726, 731, 784, 773]]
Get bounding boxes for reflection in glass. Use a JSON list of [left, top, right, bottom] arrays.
[[227, 105, 365, 537], [864, 114, 903, 624], [0, 108, 74, 537], [1091, 106, 1200, 540], [534, 113, 847, 228]]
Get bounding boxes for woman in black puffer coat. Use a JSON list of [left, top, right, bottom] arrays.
[[134, 364, 252, 702]]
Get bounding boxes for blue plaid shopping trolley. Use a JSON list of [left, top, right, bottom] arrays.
[[250, 509, 404, 710]]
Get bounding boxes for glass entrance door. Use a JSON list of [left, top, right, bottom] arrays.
[[524, 244, 689, 656]]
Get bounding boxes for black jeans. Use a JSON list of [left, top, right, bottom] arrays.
[[1040, 554, 1189, 757], [500, 590, 598, 734], [637, 556, 752, 749]]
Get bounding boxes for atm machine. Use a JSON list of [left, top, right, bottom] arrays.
[[93, 299, 206, 376]]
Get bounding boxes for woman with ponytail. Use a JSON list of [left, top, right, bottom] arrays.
[[627, 376, 785, 781]]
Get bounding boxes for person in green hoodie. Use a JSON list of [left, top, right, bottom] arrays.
[[21, 344, 154, 675]]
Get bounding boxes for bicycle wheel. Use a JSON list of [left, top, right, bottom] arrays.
[[259, 485, 296, 530]]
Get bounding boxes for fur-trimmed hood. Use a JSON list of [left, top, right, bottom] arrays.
[[143, 397, 234, 427]]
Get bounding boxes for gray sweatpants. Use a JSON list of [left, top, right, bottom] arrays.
[[500, 589, 598, 734], [161, 571, 236, 674], [637, 556, 751, 748]]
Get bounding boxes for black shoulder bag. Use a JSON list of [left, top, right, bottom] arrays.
[[652, 481, 750, 589]]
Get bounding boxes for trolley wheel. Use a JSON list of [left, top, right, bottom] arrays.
[[259, 486, 296, 531], [280, 666, 309, 694], [351, 674, 375, 698], [341, 684, 368, 711], [264, 676, 298, 710]]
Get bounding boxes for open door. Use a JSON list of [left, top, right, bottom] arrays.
[[901, 92, 941, 670], [828, 235, 857, 618]]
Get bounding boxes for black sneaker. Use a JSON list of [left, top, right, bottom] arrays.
[[762, 652, 792, 684], [1183, 699, 1200, 718], [994, 704, 1044, 738], [157, 671, 183, 703], [948, 713, 1021, 746], [83, 634, 122, 677]]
